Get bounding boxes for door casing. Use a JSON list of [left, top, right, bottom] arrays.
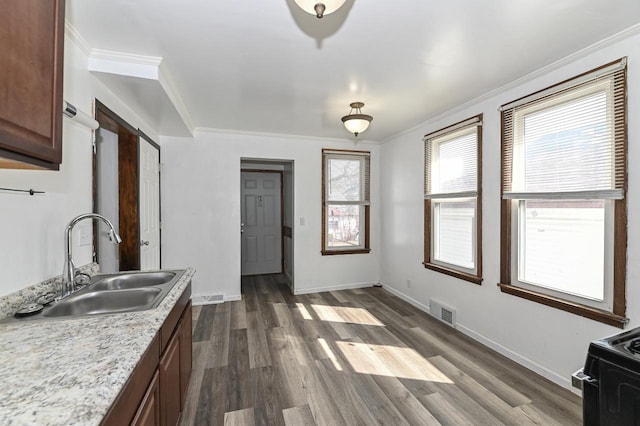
[[139, 131, 161, 270], [93, 100, 161, 271]]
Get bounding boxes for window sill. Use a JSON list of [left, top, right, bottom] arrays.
[[322, 248, 371, 256], [423, 262, 482, 285], [498, 283, 627, 328]]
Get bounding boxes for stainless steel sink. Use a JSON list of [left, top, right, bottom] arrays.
[[90, 271, 176, 291], [1, 270, 185, 323], [45, 288, 162, 317]]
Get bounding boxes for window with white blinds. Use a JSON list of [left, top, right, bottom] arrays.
[[424, 115, 482, 282], [499, 58, 628, 325], [502, 60, 626, 201], [322, 149, 371, 254]]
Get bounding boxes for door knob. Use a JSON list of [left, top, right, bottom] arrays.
[[140, 240, 150, 246]]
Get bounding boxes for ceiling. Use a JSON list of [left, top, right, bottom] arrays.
[[67, 1, 640, 142]]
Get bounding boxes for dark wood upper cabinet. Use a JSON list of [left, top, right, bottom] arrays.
[[0, 0, 65, 170]]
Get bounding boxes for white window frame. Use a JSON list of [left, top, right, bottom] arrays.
[[431, 197, 477, 275], [509, 199, 615, 311]]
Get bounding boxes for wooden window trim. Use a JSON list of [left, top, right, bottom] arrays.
[[498, 198, 628, 328], [498, 59, 628, 328], [321, 149, 371, 256], [497, 283, 627, 328], [423, 114, 483, 284]]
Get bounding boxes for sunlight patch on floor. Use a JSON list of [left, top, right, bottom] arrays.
[[336, 341, 453, 383], [296, 303, 313, 320], [310, 304, 384, 326], [317, 338, 344, 371]]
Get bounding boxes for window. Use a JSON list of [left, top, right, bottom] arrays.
[[424, 115, 482, 284], [499, 58, 627, 327], [322, 149, 371, 255]]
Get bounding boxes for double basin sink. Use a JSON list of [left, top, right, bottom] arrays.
[[7, 270, 185, 322]]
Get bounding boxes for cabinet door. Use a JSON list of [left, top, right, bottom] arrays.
[[180, 302, 192, 408], [0, 0, 65, 169], [160, 330, 181, 426], [132, 370, 160, 426]]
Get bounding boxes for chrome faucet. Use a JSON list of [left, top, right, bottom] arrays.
[[61, 213, 122, 299]]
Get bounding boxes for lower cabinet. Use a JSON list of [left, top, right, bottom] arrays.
[[102, 284, 192, 426], [159, 329, 182, 426], [132, 371, 160, 426], [179, 302, 192, 408]]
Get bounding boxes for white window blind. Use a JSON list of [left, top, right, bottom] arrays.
[[424, 115, 482, 277], [324, 150, 370, 206], [424, 117, 481, 199], [502, 58, 626, 201]]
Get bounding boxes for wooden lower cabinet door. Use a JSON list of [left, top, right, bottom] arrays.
[[179, 302, 192, 408], [132, 370, 160, 426], [159, 330, 181, 426]]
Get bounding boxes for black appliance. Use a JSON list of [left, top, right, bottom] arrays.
[[580, 327, 640, 425]]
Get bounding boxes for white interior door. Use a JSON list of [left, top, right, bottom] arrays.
[[241, 172, 282, 275], [139, 137, 161, 270]]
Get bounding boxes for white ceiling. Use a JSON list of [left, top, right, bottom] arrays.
[[67, 0, 640, 142]]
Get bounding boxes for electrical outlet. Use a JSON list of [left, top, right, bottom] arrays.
[[407, 279, 411, 288], [78, 226, 92, 246]]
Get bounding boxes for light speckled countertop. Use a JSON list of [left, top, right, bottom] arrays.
[[0, 267, 195, 426]]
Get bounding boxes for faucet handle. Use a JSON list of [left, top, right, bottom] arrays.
[[74, 272, 91, 287]]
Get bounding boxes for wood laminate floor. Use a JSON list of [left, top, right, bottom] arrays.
[[180, 274, 581, 426]]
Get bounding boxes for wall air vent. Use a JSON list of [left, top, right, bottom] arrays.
[[429, 299, 456, 328], [192, 294, 224, 305]]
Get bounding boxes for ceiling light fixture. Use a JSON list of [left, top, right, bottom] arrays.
[[341, 102, 373, 137], [294, 0, 347, 18]]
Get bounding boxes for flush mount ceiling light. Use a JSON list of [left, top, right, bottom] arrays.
[[341, 102, 373, 137], [294, 0, 347, 18]]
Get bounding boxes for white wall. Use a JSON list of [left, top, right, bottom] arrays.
[[283, 162, 294, 281], [0, 34, 159, 297], [160, 130, 380, 300], [380, 31, 640, 389], [3, 17, 634, 396], [95, 128, 119, 273]]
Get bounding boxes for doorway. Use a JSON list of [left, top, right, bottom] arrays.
[[94, 101, 161, 272], [240, 160, 294, 288], [241, 171, 282, 275]]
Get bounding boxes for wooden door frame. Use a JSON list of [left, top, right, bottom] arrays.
[[240, 169, 285, 274], [93, 100, 161, 271]]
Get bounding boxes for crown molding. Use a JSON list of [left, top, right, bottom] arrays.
[[88, 49, 162, 79], [87, 49, 194, 136], [193, 126, 381, 146], [383, 23, 640, 144], [64, 21, 91, 56], [158, 63, 195, 132]]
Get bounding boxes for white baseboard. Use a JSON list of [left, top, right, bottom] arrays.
[[294, 281, 376, 295], [378, 281, 575, 392], [191, 295, 223, 306], [455, 323, 573, 391], [224, 294, 242, 302], [191, 293, 241, 305], [284, 271, 294, 291], [382, 283, 431, 314]]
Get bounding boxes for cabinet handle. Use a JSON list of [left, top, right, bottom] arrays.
[[140, 240, 150, 246]]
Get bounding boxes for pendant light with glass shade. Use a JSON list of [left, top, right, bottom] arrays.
[[341, 102, 373, 137], [294, 0, 347, 18]]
